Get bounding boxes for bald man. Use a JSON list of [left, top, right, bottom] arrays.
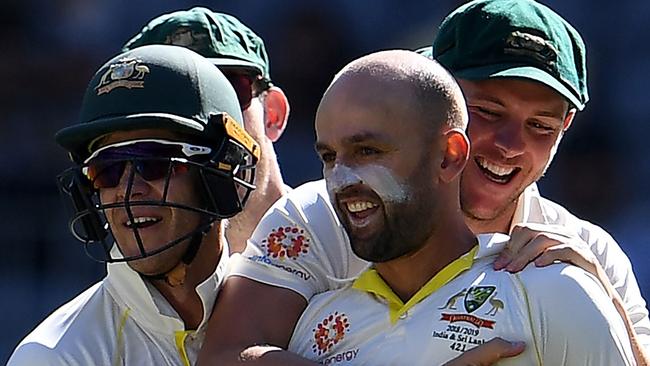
[[284, 50, 634, 365]]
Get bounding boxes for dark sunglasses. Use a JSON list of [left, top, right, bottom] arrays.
[[222, 72, 270, 110], [82, 139, 213, 189]]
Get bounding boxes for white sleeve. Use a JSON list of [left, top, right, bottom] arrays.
[[581, 222, 650, 350], [7, 342, 71, 366], [515, 264, 636, 366], [227, 180, 368, 300]]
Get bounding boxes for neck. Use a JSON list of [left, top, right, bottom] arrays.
[[226, 155, 286, 253], [374, 208, 476, 302], [465, 201, 517, 235], [151, 222, 223, 329]]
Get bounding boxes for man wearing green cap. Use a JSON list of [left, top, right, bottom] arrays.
[[7, 44, 261, 365], [123, 7, 290, 254], [430, 0, 648, 362], [197, 0, 649, 365]]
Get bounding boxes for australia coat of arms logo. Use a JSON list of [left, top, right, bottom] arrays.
[[96, 58, 150, 95], [464, 286, 496, 313], [438, 286, 504, 329]]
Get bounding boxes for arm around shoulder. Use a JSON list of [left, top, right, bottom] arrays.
[[196, 276, 315, 365]]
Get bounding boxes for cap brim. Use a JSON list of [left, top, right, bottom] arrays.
[[454, 64, 584, 111], [56, 113, 206, 161], [207, 57, 265, 76]]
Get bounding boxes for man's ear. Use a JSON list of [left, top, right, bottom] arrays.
[[262, 86, 290, 142], [439, 129, 470, 183], [563, 108, 576, 131]]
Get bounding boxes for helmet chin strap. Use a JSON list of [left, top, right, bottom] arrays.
[[143, 218, 217, 287]]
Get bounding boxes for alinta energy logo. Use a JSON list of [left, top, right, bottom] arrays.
[[261, 226, 310, 259], [312, 312, 350, 355]]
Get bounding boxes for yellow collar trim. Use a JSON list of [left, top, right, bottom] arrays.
[[174, 330, 192, 366], [352, 245, 478, 324]]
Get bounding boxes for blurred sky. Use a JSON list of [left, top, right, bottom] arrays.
[[1, 0, 649, 361]]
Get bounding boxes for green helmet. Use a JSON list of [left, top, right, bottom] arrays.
[[56, 44, 245, 163], [55, 44, 259, 264]]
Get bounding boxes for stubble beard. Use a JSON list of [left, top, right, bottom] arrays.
[[343, 183, 439, 263]]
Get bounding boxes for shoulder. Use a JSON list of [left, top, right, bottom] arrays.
[[513, 263, 620, 328], [307, 284, 359, 310], [515, 262, 601, 296], [291, 285, 362, 343], [232, 180, 363, 298], [7, 341, 67, 365], [8, 282, 117, 365], [271, 180, 331, 212], [513, 264, 635, 363], [255, 179, 343, 246], [297, 284, 376, 333]]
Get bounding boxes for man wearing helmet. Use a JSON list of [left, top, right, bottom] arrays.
[[7, 44, 260, 365]]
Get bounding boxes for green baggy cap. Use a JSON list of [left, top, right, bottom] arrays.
[[123, 7, 271, 82], [433, 0, 588, 110], [56, 44, 243, 162]]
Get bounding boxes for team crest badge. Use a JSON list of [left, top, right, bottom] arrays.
[[96, 58, 150, 95], [262, 226, 310, 259], [504, 31, 558, 66], [165, 27, 210, 53], [312, 312, 350, 355], [464, 286, 495, 313]]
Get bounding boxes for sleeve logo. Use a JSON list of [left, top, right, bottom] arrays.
[[262, 226, 311, 259], [312, 312, 350, 355]]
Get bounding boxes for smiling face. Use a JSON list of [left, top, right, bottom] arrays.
[[315, 72, 444, 263], [458, 78, 574, 232], [96, 129, 205, 275]]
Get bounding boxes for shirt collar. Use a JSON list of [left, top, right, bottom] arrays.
[[352, 233, 509, 323], [510, 183, 553, 230], [104, 222, 229, 333]]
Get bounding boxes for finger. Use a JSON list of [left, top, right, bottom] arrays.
[[505, 234, 562, 273], [444, 338, 525, 366], [534, 245, 594, 274], [495, 227, 538, 270], [507, 225, 538, 255], [493, 249, 512, 270], [505, 224, 569, 262], [480, 338, 526, 359]]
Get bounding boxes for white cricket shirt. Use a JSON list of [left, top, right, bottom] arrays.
[[288, 234, 636, 365], [229, 180, 650, 349], [7, 238, 230, 366]]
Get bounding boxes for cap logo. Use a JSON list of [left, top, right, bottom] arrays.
[[504, 31, 557, 68], [165, 27, 209, 53], [96, 58, 150, 95]]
